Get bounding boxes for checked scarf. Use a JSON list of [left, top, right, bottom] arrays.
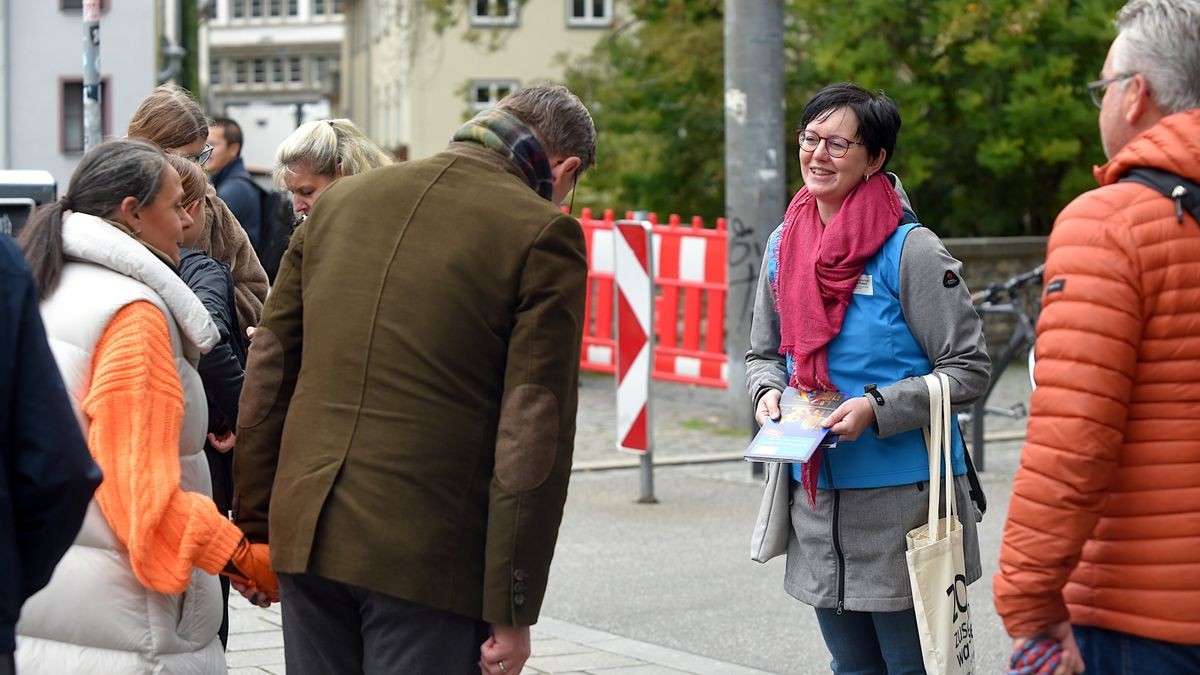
[[451, 108, 555, 201]]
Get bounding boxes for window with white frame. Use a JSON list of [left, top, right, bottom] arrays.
[[470, 80, 518, 112], [250, 0, 264, 17], [210, 59, 223, 86], [234, 59, 249, 84], [568, 0, 611, 26], [471, 0, 517, 27], [270, 58, 283, 84], [289, 57, 303, 83], [253, 58, 266, 84], [313, 56, 328, 85]]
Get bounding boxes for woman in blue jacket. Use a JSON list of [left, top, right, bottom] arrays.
[[745, 83, 990, 674]]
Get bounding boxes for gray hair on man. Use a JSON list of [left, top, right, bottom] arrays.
[[497, 84, 597, 173], [1114, 0, 1200, 114]]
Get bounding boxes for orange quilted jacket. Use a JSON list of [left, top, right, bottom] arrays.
[[995, 109, 1200, 645]]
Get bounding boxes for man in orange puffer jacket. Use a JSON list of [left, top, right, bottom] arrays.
[[995, 1, 1200, 673]]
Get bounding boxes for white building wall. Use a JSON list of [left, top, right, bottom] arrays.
[[6, 2, 157, 189], [343, 0, 616, 162], [204, 0, 344, 171], [406, 0, 613, 160]]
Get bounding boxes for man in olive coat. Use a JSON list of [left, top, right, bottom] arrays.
[[234, 85, 595, 674]]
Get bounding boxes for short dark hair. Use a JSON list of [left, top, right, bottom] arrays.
[[799, 83, 900, 171], [212, 117, 244, 154]]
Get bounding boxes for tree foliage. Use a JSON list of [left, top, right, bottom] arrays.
[[565, 0, 1124, 235], [563, 0, 725, 220]]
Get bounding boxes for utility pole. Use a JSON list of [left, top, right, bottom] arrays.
[[82, 0, 101, 152], [723, 0, 786, 439]]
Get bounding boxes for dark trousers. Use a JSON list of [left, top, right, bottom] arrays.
[[0, 652, 12, 675], [1074, 625, 1200, 674], [279, 573, 489, 675]]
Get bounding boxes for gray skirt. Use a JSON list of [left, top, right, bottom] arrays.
[[784, 475, 982, 613]]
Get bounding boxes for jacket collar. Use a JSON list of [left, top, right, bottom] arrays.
[[444, 141, 530, 185], [61, 211, 219, 352], [1094, 109, 1200, 186], [211, 156, 247, 188]]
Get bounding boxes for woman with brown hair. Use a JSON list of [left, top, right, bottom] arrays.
[[127, 84, 267, 332], [166, 154, 248, 647]]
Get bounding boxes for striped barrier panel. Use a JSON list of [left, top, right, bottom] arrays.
[[577, 208, 729, 388]]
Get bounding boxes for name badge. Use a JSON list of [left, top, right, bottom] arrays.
[[853, 274, 874, 296]]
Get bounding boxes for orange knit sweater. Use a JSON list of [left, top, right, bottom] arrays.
[[83, 301, 244, 594]]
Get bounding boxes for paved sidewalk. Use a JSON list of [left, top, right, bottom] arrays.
[[225, 595, 771, 675]]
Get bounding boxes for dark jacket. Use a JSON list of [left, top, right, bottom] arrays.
[[0, 234, 102, 652], [235, 144, 588, 627], [213, 157, 263, 250], [178, 247, 246, 513]]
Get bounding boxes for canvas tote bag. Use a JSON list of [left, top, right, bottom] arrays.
[[750, 461, 790, 563], [906, 373, 975, 674]]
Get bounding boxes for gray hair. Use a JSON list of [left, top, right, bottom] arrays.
[[496, 84, 597, 173], [18, 138, 168, 297], [273, 118, 392, 188], [1113, 0, 1200, 114]]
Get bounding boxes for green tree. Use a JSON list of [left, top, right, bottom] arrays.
[[563, 0, 724, 220], [565, 0, 1123, 235]]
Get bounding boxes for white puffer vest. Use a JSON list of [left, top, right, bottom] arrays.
[[16, 213, 225, 674]]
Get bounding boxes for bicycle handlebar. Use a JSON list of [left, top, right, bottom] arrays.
[[972, 264, 1045, 305]]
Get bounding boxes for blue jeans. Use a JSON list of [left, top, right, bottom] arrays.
[[1074, 625, 1200, 674], [814, 608, 925, 675]]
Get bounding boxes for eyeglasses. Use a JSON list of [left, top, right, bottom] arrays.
[[799, 131, 864, 159], [1086, 73, 1135, 109], [183, 144, 214, 165]]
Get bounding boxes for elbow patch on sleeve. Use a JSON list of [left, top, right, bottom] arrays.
[[494, 384, 560, 492], [238, 327, 284, 428]]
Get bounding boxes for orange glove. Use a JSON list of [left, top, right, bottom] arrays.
[[222, 537, 279, 602]]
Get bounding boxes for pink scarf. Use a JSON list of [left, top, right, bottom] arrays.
[[774, 173, 901, 506]]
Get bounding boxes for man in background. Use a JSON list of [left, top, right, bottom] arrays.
[[207, 117, 263, 250], [995, 1, 1200, 672]]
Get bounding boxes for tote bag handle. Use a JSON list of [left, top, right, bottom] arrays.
[[921, 373, 955, 541]]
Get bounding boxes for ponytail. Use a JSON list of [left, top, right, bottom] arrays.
[[16, 201, 67, 299]]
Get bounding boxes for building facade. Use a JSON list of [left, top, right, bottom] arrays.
[[202, 0, 344, 169], [342, 0, 618, 161], [0, 0, 160, 191]]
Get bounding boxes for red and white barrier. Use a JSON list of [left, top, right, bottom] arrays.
[[614, 220, 653, 453], [578, 209, 729, 388]]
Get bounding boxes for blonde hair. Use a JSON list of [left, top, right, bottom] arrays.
[[164, 154, 208, 206], [273, 118, 392, 188], [127, 84, 208, 151]]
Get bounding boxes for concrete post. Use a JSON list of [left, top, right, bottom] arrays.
[[723, 0, 786, 444]]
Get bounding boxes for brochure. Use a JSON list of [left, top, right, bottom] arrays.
[[744, 387, 846, 463]]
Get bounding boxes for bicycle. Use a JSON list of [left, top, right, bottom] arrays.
[[960, 264, 1044, 470]]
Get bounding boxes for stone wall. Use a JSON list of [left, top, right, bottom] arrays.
[[943, 236, 1048, 361]]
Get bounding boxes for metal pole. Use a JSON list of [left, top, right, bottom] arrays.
[[724, 0, 786, 475], [82, 0, 101, 152]]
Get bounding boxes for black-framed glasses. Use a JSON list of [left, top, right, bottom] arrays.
[[184, 144, 214, 165], [799, 131, 864, 158], [1086, 73, 1135, 109]]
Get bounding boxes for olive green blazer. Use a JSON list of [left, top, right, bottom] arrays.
[[234, 145, 587, 626]]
